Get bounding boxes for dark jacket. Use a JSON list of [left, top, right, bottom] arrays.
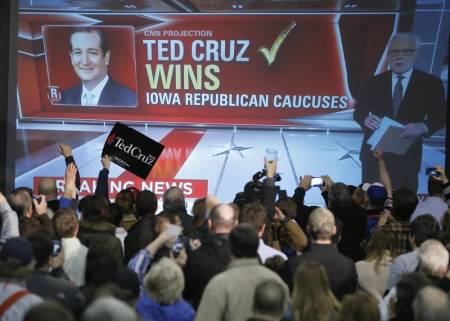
[[124, 216, 154, 264], [354, 69, 446, 189], [280, 243, 357, 300], [330, 204, 367, 261], [26, 270, 84, 314], [78, 219, 123, 267], [183, 233, 230, 309], [61, 77, 137, 107]]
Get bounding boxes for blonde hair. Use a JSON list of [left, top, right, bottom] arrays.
[[292, 261, 340, 321], [144, 258, 184, 305], [308, 208, 335, 239]]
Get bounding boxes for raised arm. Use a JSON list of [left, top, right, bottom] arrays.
[[95, 154, 110, 199], [59, 144, 81, 193], [263, 158, 277, 221], [373, 149, 392, 198], [60, 163, 78, 209]]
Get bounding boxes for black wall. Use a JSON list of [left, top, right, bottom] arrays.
[[0, 0, 18, 193]]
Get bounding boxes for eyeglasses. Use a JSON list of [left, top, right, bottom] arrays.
[[387, 49, 417, 56]]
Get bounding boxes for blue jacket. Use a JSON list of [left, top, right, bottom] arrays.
[[136, 292, 195, 321]]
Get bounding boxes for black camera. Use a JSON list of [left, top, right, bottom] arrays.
[[425, 167, 439, 177]]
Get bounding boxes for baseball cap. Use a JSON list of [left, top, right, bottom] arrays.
[[0, 237, 33, 265], [362, 182, 388, 206]]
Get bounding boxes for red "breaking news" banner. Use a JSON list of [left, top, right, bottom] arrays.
[[33, 177, 208, 198]]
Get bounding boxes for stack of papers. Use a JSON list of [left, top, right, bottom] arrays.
[[367, 117, 415, 155]]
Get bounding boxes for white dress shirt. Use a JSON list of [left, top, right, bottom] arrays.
[[258, 239, 287, 263], [81, 75, 109, 106], [62, 237, 88, 287]]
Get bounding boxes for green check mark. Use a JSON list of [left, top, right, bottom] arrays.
[[258, 20, 297, 66]]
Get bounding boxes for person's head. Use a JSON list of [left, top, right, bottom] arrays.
[[387, 32, 420, 74], [413, 286, 450, 321], [395, 273, 433, 321], [135, 190, 157, 219], [392, 187, 418, 221], [110, 268, 140, 302], [428, 176, 443, 197], [24, 301, 74, 321], [352, 186, 366, 207], [366, 184, 388, 208], [0, 237, 34, 279], [69, 28, 110, 89], [27, 231, 53, 269], [53, 207, 79, 238], [264, 255, 286, 273], [276, 197, 297, 220], [82, 195, 110, 222], [229, 223, 259, 259], [162, 187, 185, 209], [37, 178, 58, 200], [252, 280, 286, 321], [208, 203, 237, 234], [108, 203, 124, 227], [308, 207, 336, 242], [336, 292, 380, 321], [441, 209, 450, 239], [191, 197, 207, 230], [81, 297, 138, 321], [292, 260, 340, 321], [9, 188, 33, 218], [410, 214, 440, 248], [328, 182, 353, 209], [417, 239, 449, 278], [365, 228, 397, 263], [239, 201, 267, 237], [115, 189, 135, 216], [85, 248, 119, 287], [144, 257, 184, 305]]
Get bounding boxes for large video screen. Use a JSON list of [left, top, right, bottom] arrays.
[[15, 6, 448, 205]]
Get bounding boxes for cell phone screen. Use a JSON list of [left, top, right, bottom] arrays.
[[311, 177, 323, 187]]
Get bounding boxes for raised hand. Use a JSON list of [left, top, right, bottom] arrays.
[[58, 144, 73, 158]]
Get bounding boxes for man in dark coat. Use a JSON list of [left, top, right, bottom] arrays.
[[183, 203, 237, 309], [279, 207, 357, 300], [353, 32, 446, 192]]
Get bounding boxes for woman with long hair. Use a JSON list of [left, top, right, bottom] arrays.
[[356, 229, 396, 300], [292, 260, 340, 321]]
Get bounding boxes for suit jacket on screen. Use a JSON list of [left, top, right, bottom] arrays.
[[61, 77, 137, 107]]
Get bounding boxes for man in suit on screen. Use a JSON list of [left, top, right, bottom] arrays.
[[60, 27, 137, 107], [354, 32, 446, 192]]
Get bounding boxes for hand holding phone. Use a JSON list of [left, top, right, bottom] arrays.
[[311, 177, 323, 187], [425, 167, 439, 177]]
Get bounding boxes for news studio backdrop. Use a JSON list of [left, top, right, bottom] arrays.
[[13, 0, 449, 205]]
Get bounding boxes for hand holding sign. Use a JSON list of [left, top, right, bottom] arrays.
[[103, 122, 164, 179]]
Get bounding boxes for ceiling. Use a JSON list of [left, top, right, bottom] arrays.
[[18, 0, 447, 13]]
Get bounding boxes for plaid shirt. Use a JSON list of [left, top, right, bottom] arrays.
[[381, 219, 411, 256]]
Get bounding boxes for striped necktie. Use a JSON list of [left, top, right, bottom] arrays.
[[392, 75, 404, 117]]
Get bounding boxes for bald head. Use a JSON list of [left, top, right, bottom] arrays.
[[38, 178, 57, 200], [209, 204, 237, 234], [413, 286, 450, 321]]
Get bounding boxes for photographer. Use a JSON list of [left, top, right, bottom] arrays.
[[291, 175, 332, 232], [267, 202, 308, 256]]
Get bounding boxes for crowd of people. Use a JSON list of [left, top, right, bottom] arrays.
[[1, 143, 450, 321]]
